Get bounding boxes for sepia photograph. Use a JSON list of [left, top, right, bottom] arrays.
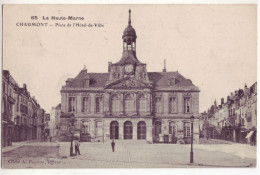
[[1, 3, 258, 172]]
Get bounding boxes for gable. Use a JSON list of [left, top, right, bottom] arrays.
[[105, 77, 152, 89]]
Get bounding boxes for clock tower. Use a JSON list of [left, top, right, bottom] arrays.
[[107, 9, 150, 85]]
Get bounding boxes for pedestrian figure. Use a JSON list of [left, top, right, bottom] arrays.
[[50, 136, 52, 142], [74, 138, 81, 155], [111, 140, 115, 152], [44, 133, 47, 142]]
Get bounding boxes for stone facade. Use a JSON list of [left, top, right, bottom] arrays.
[[2, 70, 46, 147], [205, 82, 257, 144], [59, 10, 200, 144], [2, 70, 16, 147]]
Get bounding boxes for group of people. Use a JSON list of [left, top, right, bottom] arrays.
[[72, 139, 116, 156]]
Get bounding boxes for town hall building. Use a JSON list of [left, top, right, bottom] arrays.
[[60, 10, 200, 144]]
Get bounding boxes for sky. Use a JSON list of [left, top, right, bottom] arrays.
[[3, 4, 257, 113]]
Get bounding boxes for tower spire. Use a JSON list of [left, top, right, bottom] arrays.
[[128, 9, 131, 26]]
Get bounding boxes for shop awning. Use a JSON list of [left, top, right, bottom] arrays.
[[246, 131, 254, 139]]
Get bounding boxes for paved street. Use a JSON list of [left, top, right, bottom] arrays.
[[2, 139, 256, 168]]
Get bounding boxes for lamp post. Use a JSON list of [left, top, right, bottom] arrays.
[[68, 114, 76, 157], [190, 115, 194, 163]]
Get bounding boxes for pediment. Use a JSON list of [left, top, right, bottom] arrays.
[[105, 77, 151, 89]]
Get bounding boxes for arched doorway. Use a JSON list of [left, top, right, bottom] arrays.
[[110, 121, 119, 139], [137, 121, 146, 139], [124, 121, 133, 139], [154, 121, 161, 142]]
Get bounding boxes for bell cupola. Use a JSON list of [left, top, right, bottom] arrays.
[[122, 9, 137, 52]]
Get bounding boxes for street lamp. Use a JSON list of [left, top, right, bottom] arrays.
[[68, 114, 77, 157], [190, 115, 195, 163]]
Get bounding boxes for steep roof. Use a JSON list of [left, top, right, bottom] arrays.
[[66, 70, 199, 91], [148, 72, 199, 91], [67, 69, 109, 88], [55, 103, 61, 110]]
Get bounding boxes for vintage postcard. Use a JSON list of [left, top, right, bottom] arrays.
[[1, 4, 257, 172]]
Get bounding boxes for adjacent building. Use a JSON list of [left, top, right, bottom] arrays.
[[204, 82, 257, 144], [59, 10, 200, 144], [2, 70, 17, 147], [2, 70, 46, 147], [49, 104, 61, 140]]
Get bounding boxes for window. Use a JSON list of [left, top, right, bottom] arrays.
[[2, 82, 5, 93], [169, 78, 176, 85], [138, 95, 146, 113], [184, 122, 191, 137], [241, 118, 245, 126], [124, 121, 133, 139], [128, 44, 131, 50], [169, 97, 177, 113], [95, 121, 103, 137], [169, 122, 176, 136], [155, 97, 162, 113], [96, 97, 102, 113], [137, 121, 146, 139], [110, 121, 119, 139], [17, 97, 19, 112], [111, 94, 120, 113], [139, 73, 146, 80], [113, 73, 119, 79], [124, 42, 127, 50], [2, 97, 6, 114], [124, 94, 133, 113], [15, 117, 19, 125], [154, 121, 161, 136], [82, 97, 90, 113], [82, 121, 90, 134], [68, 97, 76, 112], [184, 98, 191, 113]]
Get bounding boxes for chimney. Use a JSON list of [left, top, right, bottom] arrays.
[[108, 62, 112, 72], [23, 83, 27, 90], [230, 92, 234, 99], [227, 95, 230, 102], [66, 79, 72, 86], [187, 79, 192, 83], [244, 84, 249, 97], [162, 59, 166, 72], [214, 99, 217, 107], [221, 98, 224, 105]]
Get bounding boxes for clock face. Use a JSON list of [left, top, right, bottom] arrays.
[[125, 64, 133, 73]]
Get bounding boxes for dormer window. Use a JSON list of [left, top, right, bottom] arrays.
[[169, 78, 176, 86], [113, 72, 120, 79]]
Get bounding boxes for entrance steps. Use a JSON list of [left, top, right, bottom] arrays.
[[106, 139, 149, 144]]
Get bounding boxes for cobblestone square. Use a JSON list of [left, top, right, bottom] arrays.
[[2, 139, 256, 168]]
